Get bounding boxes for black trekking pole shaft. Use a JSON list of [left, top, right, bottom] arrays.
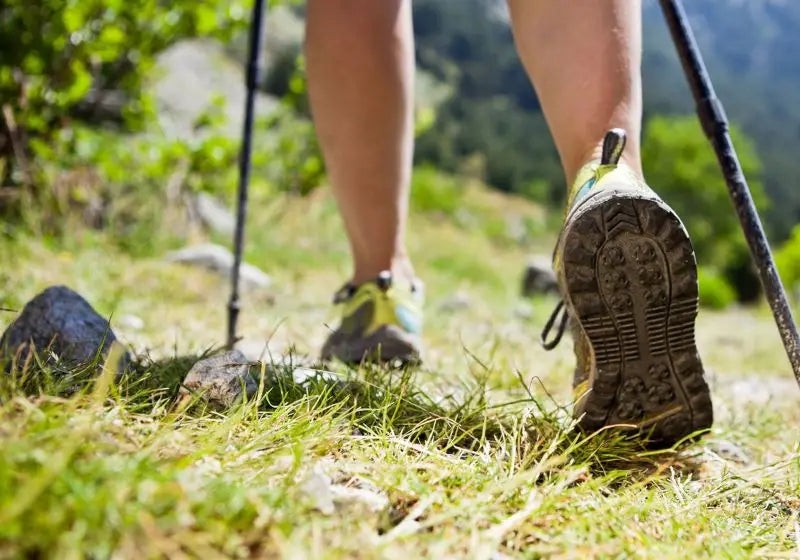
[[227, 0, 267, 349], [659, 0, 800, 386]]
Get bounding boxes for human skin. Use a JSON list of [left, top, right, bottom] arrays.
[[305, 0, 643, 284]]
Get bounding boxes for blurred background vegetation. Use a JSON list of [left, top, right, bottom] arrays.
[[1, 0, 799, 309]]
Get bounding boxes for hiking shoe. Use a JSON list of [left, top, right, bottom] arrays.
[[321, 271, 423, 364], [542, 129, 713, 444]]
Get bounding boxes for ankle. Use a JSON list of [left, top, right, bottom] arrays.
[[351, 255, 417, 286]]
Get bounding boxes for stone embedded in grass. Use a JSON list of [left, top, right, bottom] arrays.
[[0, 285, 129, 372], [300, 464, 389, 515], [437, 291, 472, 312], [165, 243, 271, 291], [521, 255, 558, 297], [179, 351, 344, 409], [178, 350, 257, 408], [192, 192, 235, 236]]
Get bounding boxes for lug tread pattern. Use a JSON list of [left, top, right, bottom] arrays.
[[563, 194, 713, 444]]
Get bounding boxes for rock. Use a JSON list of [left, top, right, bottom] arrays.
[[301, 466, 336, 515], [514, 302, 534, 320], [521, 256, 558, 297], [179, 350, 257, 408], [726, 376, 799, 406], [0, 285, 128, 371], [117, 314, 145, 331], [152, 39, 278, 140], [706, 439, 751, 464], [165, 243, 271, 290], [193, 192, 235, 236], [438, 292, 472, 312], [300, 464, 389, 515]]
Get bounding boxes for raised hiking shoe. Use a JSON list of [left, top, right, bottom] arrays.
[[321, 271, 423, 364], [542, 129, 713, 444]]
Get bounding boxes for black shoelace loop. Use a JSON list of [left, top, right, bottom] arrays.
[[540, 299, 569, 351]]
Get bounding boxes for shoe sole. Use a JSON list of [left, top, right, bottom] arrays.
[[321, 325, 422, 366], [563, 190, 713, 444]]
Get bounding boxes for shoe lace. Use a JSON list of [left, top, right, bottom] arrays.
[[540, 300, 569, 351]]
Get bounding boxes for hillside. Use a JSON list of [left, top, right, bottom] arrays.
[[2, 178, 799, 557], [410, 0, 800, 239]]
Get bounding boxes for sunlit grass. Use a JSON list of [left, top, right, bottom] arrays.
[[1, 180, 799, 557]]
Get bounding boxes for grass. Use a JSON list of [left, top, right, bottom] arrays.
[[1, 177, 799, 558]]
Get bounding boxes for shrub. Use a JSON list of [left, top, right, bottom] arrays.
[[775, 224, 800, 295], [410, 165, 462, 216], [698, 267, 737, 310], [642, 115, 768, 301]]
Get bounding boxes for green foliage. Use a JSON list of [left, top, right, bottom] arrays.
[[412, 0, 564, 201], [411, 165, 462, 216], [698, 267, 737, 310], [0, 0, 256, 235], [254, 69, 325, 197], [0, 0, 251, 146], [13, 97, 323, 255], [642, 1, 800, 240], [775, 225, 800, 293], [642, 115, 767, 301], [23, 125, 233, 253]]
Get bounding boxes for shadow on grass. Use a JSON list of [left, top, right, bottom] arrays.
[[0, 348, 705, 480]]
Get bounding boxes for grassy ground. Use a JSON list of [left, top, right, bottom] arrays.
[[1, 179, 799, 558]]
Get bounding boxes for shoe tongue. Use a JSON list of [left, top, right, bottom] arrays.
[[601, 128, 627, 165], [567, 129, 629, 213]]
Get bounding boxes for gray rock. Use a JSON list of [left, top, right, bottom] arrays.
[[726, 376, 799, 406], [521, 256, 558, 297], [165, 243, 272, 290], [513, 301, 535, 320], [0, 286, 128, 371], [438, 292, 472, 312], [179, 350, 257, 408], [117, 314, 145, 331], [706, 439, 751, 464], [152, 39, 278, 140], [193, 192, 235, 236]]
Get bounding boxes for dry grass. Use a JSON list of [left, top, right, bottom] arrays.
[[1, 184, 799, 558]]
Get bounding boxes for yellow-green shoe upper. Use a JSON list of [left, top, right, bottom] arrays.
[[321, 272, 423, 364]]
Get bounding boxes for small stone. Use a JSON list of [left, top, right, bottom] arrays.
[[193, 192, 235, 236], [706, 439, 751, 464], [438, 292, 472, 312], [513, 302, 534, 320], [521, 256, 558, 297], [330, 485, 389, 513], [300, 466, 335, 515], [0, 285, 129, 372], [165, 243, 271, 290], [300, 464, 389, 515], [291, 367, 342, 386], [116, 314, 145, 331], [728, 377, 799, 406], [179, 350, 257, 408]]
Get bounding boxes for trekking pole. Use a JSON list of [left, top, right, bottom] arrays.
[[227, 0, 267, 349], [658, 0, 800, 387]]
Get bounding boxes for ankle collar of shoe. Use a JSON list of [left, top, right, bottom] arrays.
[[332, 271, 422, 304]]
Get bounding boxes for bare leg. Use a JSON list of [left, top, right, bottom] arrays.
[[305, 0, 415, 284], [507, 0, 643, 186]]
